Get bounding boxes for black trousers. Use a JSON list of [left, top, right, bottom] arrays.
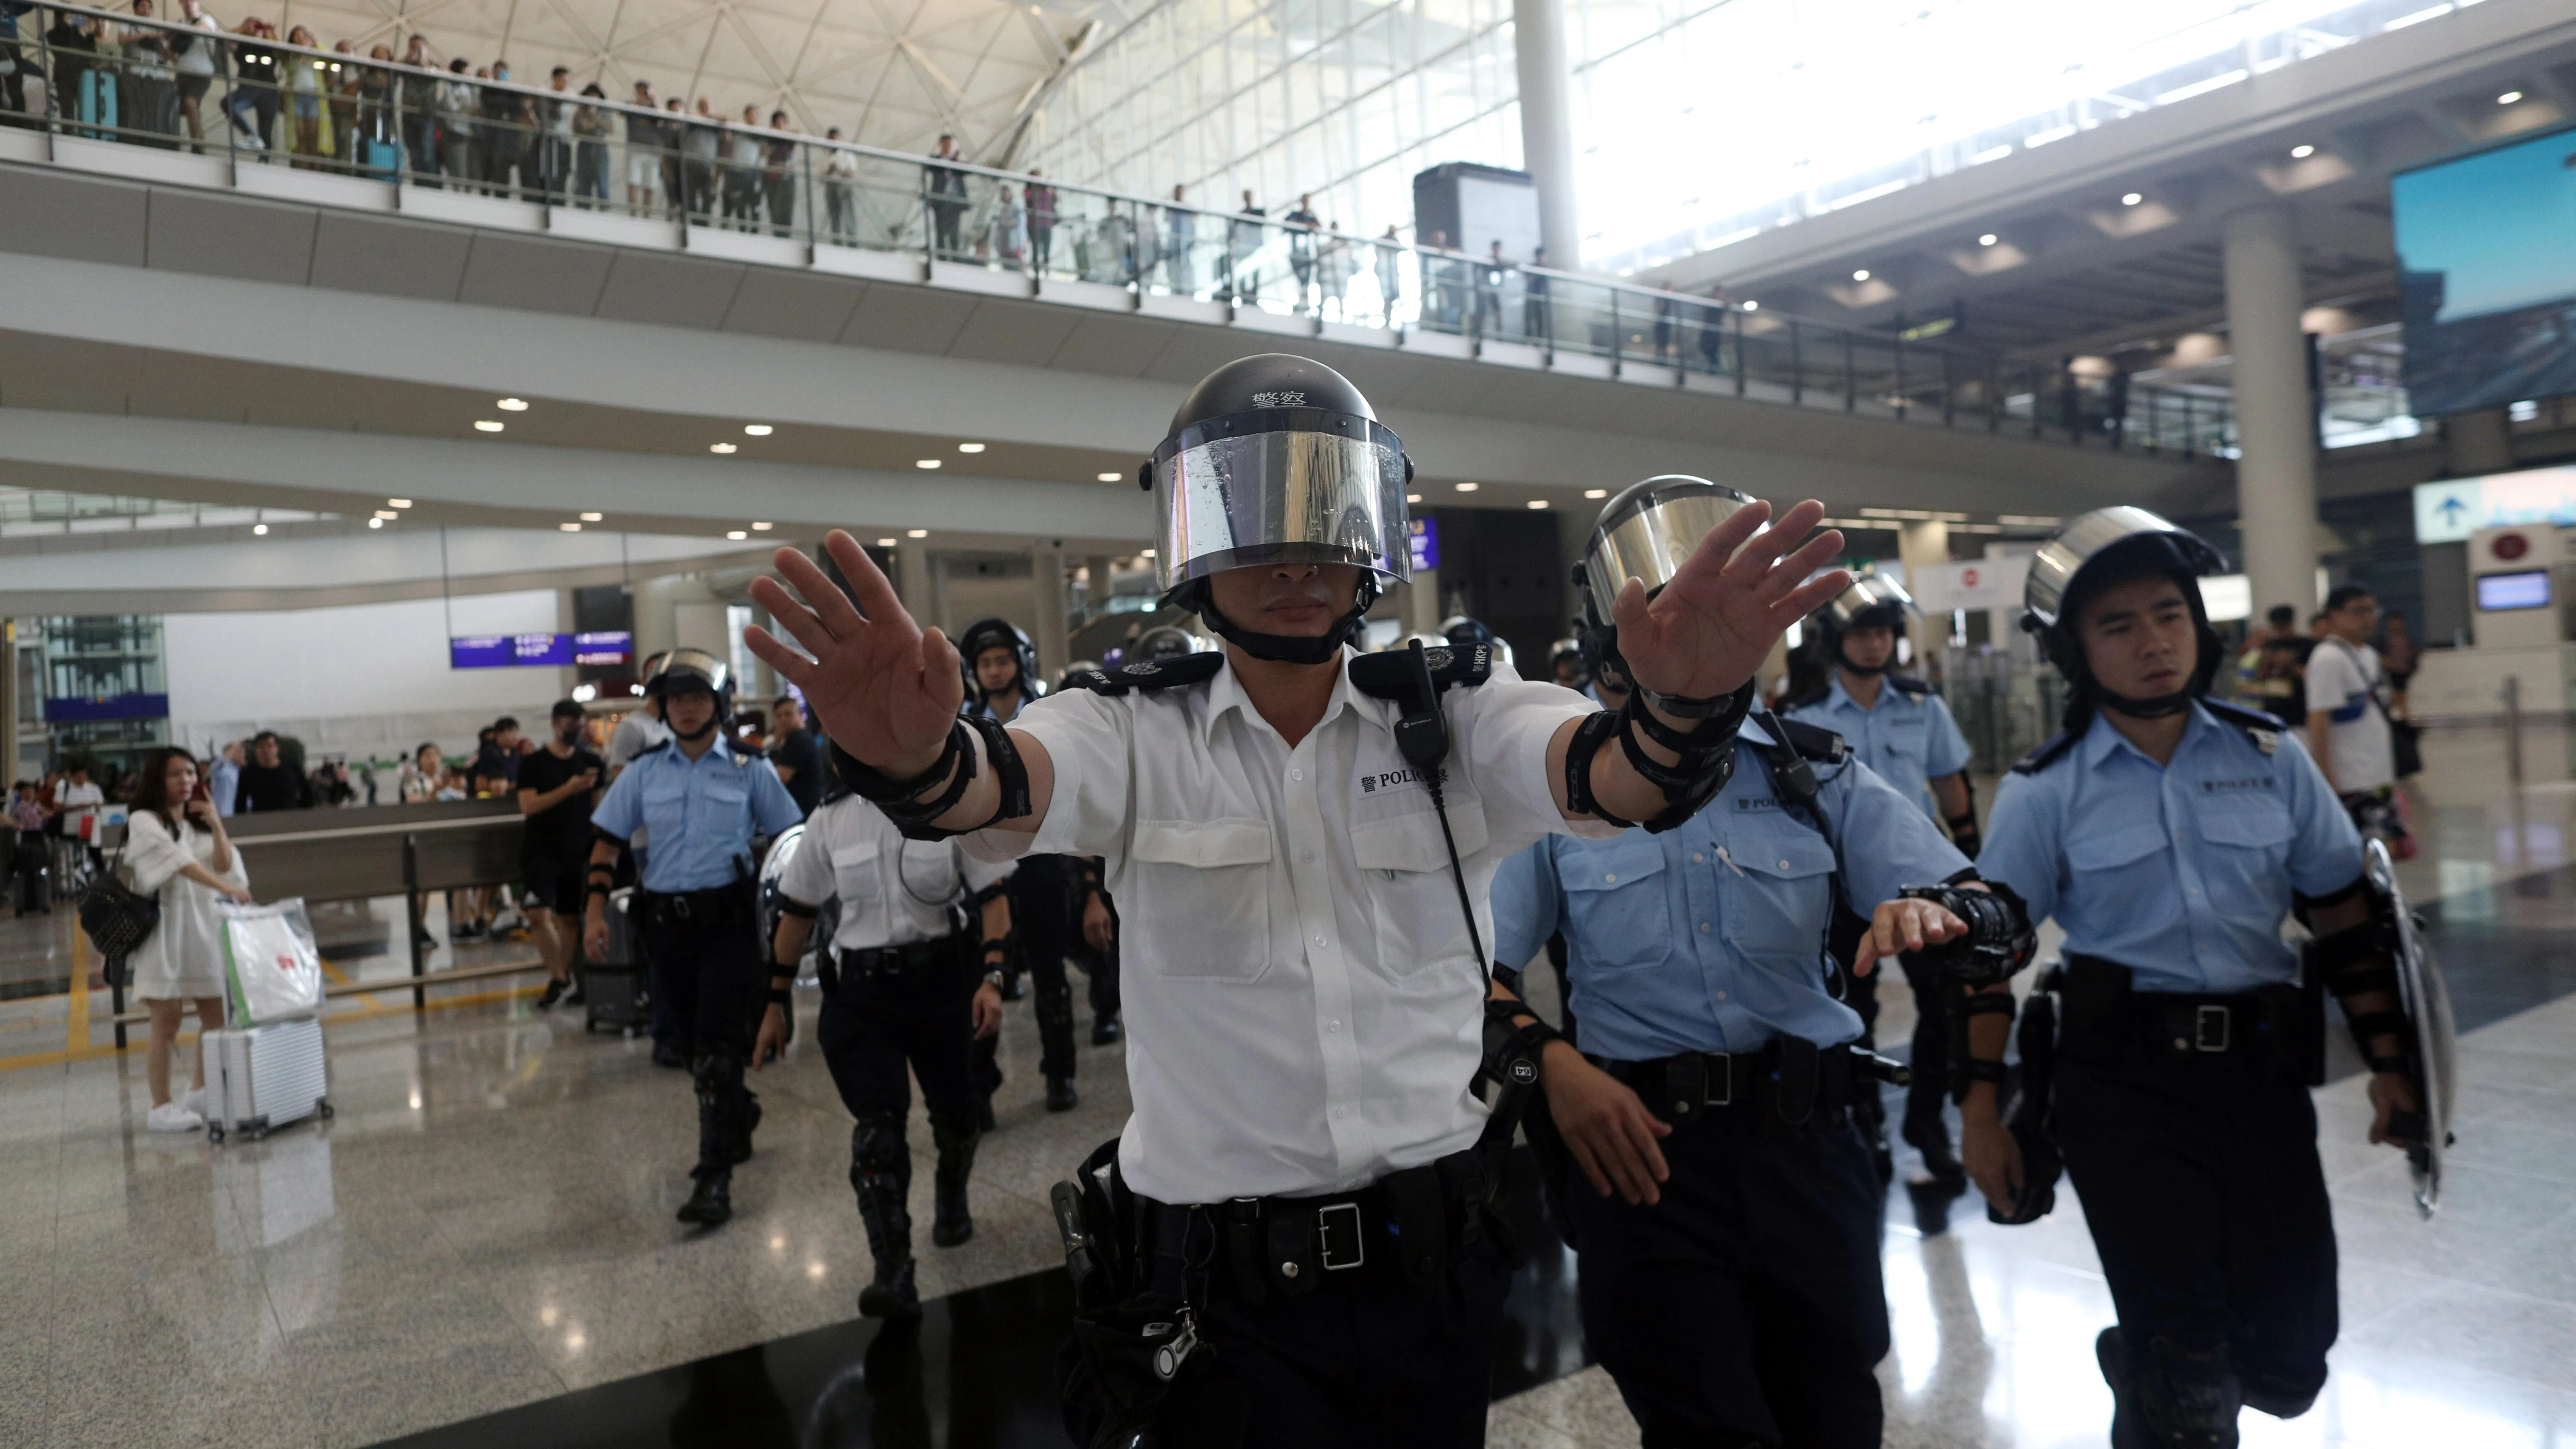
[[1571, 1102, 1888, 1448], [2055, 1049, 2337, 1400], [637, 888, 762, 1060], [1146, 1208, 1511, 1449], [816, 945, 978, 1122]]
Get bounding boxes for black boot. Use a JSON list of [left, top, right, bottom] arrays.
[[1045, 1076, 1078, 1113], [1092, 1014, 1122, 1045], [1904, 1109, 1967, 1194], [678, 1052, 743, 1227], [928, 1111, 980, 1247], [731, 1091, 762, 1166], [851, 1116, 920, 1318]]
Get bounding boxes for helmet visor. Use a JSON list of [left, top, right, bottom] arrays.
[[2025, 506, 2225, 629], [1582, 476, 1756, 627], [1152, 414, 1410, 591], [1824, 575, 1917, 631]]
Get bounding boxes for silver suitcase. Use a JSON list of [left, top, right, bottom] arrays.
[[206, 1018, 332, 1142]]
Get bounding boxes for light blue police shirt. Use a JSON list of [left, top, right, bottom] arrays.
[[1490, 716, 1971, 1059], [1975, 703, 2363, 995], [1784, 673, 1973, 820], [588, 737, 804, 894]]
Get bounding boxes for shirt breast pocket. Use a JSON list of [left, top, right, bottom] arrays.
[[1555, 837, 1671, 973], [826, 839, 881, 912], [1351, 800, 1490, 978], [2196, 801, 2294, 894], [2066, 822, 2169, 888], [1722, 828, 1837, 964], [1130, 818, 1274, 983]]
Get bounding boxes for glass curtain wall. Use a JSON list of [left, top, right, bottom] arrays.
[[1024, 0, 1521, 254]]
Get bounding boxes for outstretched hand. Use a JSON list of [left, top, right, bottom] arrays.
[[1611, 499, 1851, 702], [745, 531, 964, 779]]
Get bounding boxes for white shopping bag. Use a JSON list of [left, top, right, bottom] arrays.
[[221, 899, 325, 1025]]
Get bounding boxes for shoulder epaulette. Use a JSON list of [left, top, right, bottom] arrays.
[[1783, 681, 1830, 710], [2011, 731, 2076, 775], [1347, 642, 1493, 701], [1766, 715, 1848, 764], [2198, 698, 2282, 754], [1068, 652, 1226, 697], [633, 740, 672, 759], [1886, 675, 1933, 697]]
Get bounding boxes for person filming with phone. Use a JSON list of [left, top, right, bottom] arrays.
[[122, 748, 255, 1134]]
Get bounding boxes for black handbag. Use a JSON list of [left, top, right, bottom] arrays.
[[76, 851, 161, 971]]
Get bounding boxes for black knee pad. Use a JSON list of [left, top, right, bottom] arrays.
[[928, 1111, 980, 1155], [851, 1115, 908, 1179], [2136, 1336, 2243, 1448]]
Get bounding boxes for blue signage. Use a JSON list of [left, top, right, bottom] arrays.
[[452, 631, 636, 669], [43, 693, 169, 723], [1409, 516, 1439, 573]]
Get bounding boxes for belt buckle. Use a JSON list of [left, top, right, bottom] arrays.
[[1705, 1052, 1733, 1108], [2195, 1003, 2231, 1053], [1316, 1201, 1365, 1272], [672, 895, 692, 920]]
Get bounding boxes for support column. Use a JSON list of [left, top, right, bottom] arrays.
[[0, 620, 16, 785], [2445, 408, 2515, 476], [895, 539, 936, 630], [1897, 521, 1951, 667], [2222, 205, 2321, 622], [1512, 0, 1581, 271], [1029, 545, 1070, 687]]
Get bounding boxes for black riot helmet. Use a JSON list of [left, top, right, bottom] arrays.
[[645, 647, 733, 740], [1142, 355, 1414, 664], [956, 617, 1038, 705], [1439, 615, 1515, 669], [1572, 475, 1759, 690], [1815, 574, 1918, 675], [1129, 624, 1206, 662], [2022, 506, 2228, 731]]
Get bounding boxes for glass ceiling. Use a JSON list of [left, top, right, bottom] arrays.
[[1576, 0, 2490, 273], [0, 488, 330, 536]]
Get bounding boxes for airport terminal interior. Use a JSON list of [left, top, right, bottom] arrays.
[[5, 0, 2576, 1444]]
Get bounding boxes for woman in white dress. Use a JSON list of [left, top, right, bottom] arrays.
[[122, 747, 253, 1132]]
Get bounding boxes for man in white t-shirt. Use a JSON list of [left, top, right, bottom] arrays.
[[2304, 583, 2395, 803], [53, 765, 107, 870]]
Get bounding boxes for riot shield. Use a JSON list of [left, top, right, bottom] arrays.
[[2364, 838, 2456, 1217]]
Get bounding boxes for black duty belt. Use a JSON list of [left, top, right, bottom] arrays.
[[2060, 953, 2319, 1074], [1597, 1036, 1865, 1128], [637, 883, 748, 925], [823, 932, 972, 995], [1140, 1147, 1491, 1304]]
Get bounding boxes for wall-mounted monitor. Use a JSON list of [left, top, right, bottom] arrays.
[[450, 631, 632, 668], [2392, 126, 2576, 418], [2474, 570, 2553, 612]]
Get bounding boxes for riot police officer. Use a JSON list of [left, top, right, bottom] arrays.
[[744, 354, 1852, 1447], [958, 615, 1117, 1112], [1491, 477, 2032, 1449], [1964, 508, 2429, 1449], [584, 650, 805, 1227], [757, 784, 1012, 1319], [1786, 573, 1981, 1186]]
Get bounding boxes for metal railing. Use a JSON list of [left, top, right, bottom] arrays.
[[3, 2, 2233, 456]]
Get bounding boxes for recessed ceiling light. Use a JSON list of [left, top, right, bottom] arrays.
[[876, 537, 899, 547], [560, 522, 582, 532], [388, 498, 412, 508], [1584, 488, 1608, 499], [579, 511, 602, 522], [916, 459, 941, 470], [1742, 299, 1759, 311], [2290, 144, 2315, 158], [497, 398, 529, 411], [1526, 499, 1549, 509], [751, 521, 773, 531], [252, 523, 269, 535], [474, 420, 504, 432], [710, 442, 738, 454], [1978, 233, 1998, 246], [1851, 269, 1870, 281], [2497, 90, 2523, 105], [1455, 481, 1480, 492], [367, 517, 383, 529], [1096, 472, 1122, 482], [2121, 192, 2143, 205], [1407, 492, 1423, 503], [726, 530, 748, 540], [374, 509, 398, 520], [1140, 548, 1157, 559], [956, 442, 985, 453], [743, 424, 773, 436], [907, 528, 929, 538]]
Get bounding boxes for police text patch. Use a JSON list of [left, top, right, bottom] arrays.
[[1359, 765, 1448, 794], [2201, 776, 2277, 793]]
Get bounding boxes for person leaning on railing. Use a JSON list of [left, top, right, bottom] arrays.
[[571, 80, 610, 207]]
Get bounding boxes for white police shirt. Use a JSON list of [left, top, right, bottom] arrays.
[[967, 649, 1607, 1205], [779, 794, 1015, 953]]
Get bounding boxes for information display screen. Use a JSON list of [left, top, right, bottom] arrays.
[[1409, 516, 1440, 573], [449, 632, 629, 668], [2475, 570, 2553, 612], [2393, 126, 2576, 417]]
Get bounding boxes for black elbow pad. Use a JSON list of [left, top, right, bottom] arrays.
[[1901, 878, 2036, 987]]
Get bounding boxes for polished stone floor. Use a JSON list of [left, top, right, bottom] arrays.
[[1, 723, 2572, 1448]]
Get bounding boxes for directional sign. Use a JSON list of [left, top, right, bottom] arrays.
[[2414, 466, 2576, 544]]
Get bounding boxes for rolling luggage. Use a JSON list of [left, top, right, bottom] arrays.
[[583, 887, 651, 1037], [205, 1018, 331, 1142]]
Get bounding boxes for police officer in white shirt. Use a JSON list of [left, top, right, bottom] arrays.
[[757, 781, 1013, 1320], [743, 354, 1852, 1448]]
